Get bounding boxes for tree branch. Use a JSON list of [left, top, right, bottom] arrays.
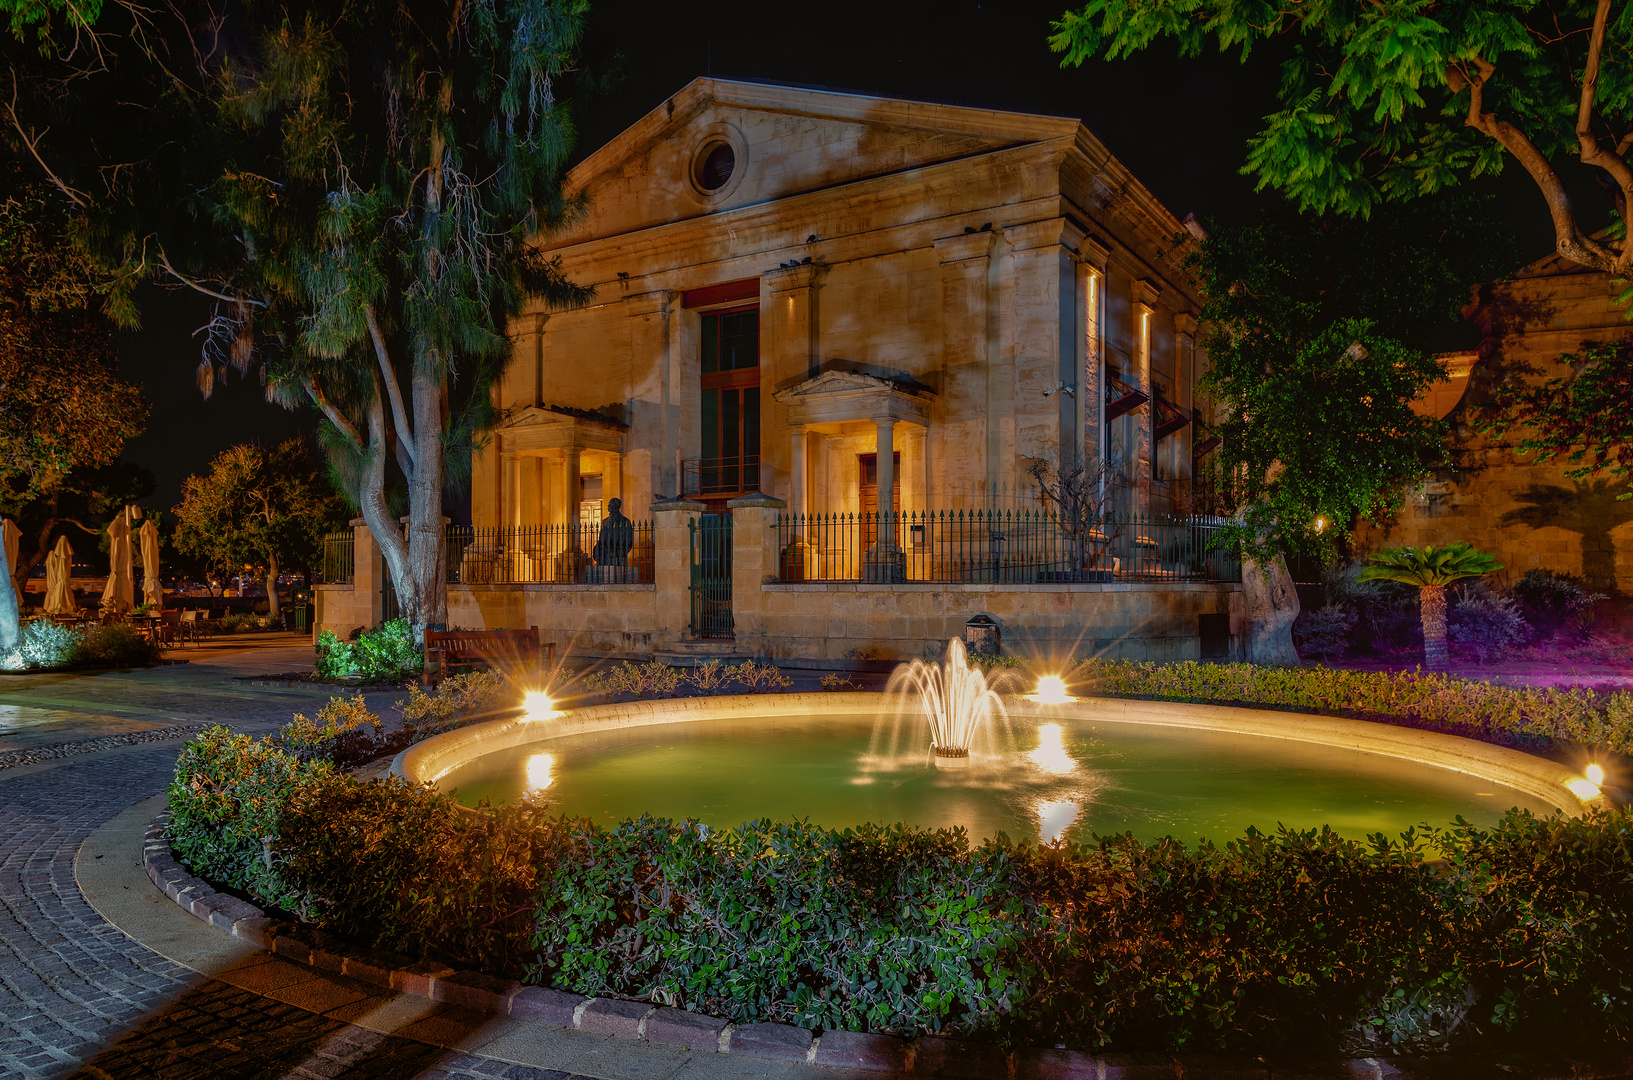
[[1573, 0, 1633, 235], [156, 251, 268, 308], [1459, 57, 1614, 269], [302, 376, 366, 452], [6, 72, 90, 208], [363, 303, 416, 474]]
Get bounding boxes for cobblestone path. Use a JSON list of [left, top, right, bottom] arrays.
[[0, 642, 591, 1080]]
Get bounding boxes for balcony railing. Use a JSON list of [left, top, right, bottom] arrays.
[[445, 522, 654, 585], [320, 532, 355, 584], [770, 509, 1240, 585], [681, 454, 760, 499]]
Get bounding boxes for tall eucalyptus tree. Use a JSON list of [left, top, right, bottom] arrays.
[[6, 0, 593, 640]]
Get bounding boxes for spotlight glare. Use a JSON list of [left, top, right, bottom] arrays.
[[1029, 675, 1074, 705], [1566, 778, 1602, 800], [1586, 763, 1605, 786], [522, 691, 561, 722]]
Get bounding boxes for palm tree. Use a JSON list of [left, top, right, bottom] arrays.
[[1359, 543, 1504, 672]]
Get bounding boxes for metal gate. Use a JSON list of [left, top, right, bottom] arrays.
[[689, 514, 734, 639]]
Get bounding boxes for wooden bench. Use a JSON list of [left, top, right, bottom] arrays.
[[422, 626, 556, 685]]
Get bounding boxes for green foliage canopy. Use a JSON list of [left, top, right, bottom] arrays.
[[1479, 335, 1633, 492], [0, 178, 143, 516], [172, 439, 345, 583], [1187, 200, 1504, 555], [1358, 542, 1504, 588], [1051, 0, 1633, 280]]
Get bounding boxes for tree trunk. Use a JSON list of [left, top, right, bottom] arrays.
[[264, 554, 280, 619], [1241, 552, 1302, 665], [1419, 584, 1449, 672], [403, 367, 448, 644], [0, 537, 18, 660]]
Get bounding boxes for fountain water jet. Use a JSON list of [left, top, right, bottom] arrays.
[[885, 638, 1009, 768]]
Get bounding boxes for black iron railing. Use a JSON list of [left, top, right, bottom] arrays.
[[689, 515, 734, 638], [445, 522, 655, 585], [771, 509, 1241, 584], [320, 532, 355, 584]]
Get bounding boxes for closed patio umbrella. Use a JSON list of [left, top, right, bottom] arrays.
[[45, 535, 75, 616], [139, 519, 163, 610], [2, 518, 18, 608], [101, 515, 134, 614]]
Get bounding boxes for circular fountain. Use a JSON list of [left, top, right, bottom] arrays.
[[396, 642, 1607, 846]]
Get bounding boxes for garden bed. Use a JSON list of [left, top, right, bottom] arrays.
[[164, 670, 1633, 1060]]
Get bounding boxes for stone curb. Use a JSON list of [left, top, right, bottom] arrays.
[[142, 814, 1633, 1079]]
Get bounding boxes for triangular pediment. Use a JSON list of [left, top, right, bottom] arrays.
[[775, 369, 934, 400], [550, 78, 1081, 244]]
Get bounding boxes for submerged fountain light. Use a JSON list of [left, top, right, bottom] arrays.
[[1028, 675, 1076, 706], [522, 690, 562, 722], [886, 638, 1007, 768]]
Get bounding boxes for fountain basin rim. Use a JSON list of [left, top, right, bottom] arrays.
[[392, 691, 1604, 818]]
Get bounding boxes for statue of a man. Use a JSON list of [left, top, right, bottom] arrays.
[[591, 497, 635, 567]]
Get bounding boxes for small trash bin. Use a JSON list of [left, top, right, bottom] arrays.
[[293, 604, 308, 633], [964, 614, 999, 656]]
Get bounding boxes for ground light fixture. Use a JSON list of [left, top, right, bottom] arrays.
[[521, 690, 562, 722], [1587, 762, 1606, 786], [1026, 675, 1077, 706]]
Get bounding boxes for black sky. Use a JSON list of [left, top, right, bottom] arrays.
[[118, 0, 1574, 510]]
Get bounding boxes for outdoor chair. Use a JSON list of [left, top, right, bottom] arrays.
[[157, 610, 182, 646]]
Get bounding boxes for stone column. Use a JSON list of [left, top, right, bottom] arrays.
[[875, 419, 896, 519], [933, 231, 995, 505], [625, 291, 674, 500], [1003, 218, 1086, 487], [763, 264, 825, 502], [789, 428, 808, 517], [351, 517, 385, 629], [1132, 279, 1161, 517], [1079, 238, 1110, 472], [1175, 311, 1198, 502], [650, 497, 704, 648], [558, 447, 583, 582], [727, 492, 787, 655], [866, 418, 903, 582]]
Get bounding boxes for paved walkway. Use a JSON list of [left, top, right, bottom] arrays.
[[0, 640, 833, 1080]]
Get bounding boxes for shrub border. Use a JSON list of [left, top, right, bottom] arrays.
[[144, 810, 1633, 1078]]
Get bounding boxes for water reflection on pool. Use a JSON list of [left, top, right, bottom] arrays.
[[439, 713, 1559, 845]]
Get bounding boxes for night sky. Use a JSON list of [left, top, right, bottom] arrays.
[[116, 0, 1573, 510]]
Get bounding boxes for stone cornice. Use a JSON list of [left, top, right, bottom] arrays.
[[763, 262, 827, 293], [1002, 216, 1087, 255], [1174, 312, 1199, 336], [1133, 278, 1163, 310], [932, 230, 995, 264], [621, 291, 672, 318], [773, 369, 935, 428]]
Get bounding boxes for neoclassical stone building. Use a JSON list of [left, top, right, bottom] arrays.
[[297, 79, 1246, 661], [473, 78, 1208, 530]]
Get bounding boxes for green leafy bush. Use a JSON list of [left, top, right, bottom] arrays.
[[1449, 588, 1529, 663], [313, 619, 421, 681], [1293, 605, 1358, 659], [14, 619, 83, 669], [167, 728, 1633, 1051], [1511, 570, 1605, 643], [166, 726, 331, 912], [75, 623, 162, 667], [277, 696, 381, 763], [219, 611, 267, 633], [1071, 658, 1633, 755], [396, 671, 511, 731]]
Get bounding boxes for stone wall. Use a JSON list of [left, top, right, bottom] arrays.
[[315, 497, 1243, 664], [1359, 259, 1633, 628]]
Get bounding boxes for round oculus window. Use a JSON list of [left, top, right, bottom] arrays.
[[693, 141, 736, 193]]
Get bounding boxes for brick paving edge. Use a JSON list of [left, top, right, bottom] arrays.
[[141, 813, 1633, 1080]]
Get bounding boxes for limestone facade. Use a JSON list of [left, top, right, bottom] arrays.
[[472, 78, 1209, 527], [1364, 253, 1633, 603]]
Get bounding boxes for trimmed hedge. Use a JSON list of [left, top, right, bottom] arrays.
[[169, 722, 1633, 1054], [1072, 659, 1633, 756]]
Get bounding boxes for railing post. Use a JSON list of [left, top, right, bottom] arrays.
[[650, 497, 704, 650], [726, 492, 786, 653]]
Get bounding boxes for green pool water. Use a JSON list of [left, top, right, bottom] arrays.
[[441, 712, 1561, 845]]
